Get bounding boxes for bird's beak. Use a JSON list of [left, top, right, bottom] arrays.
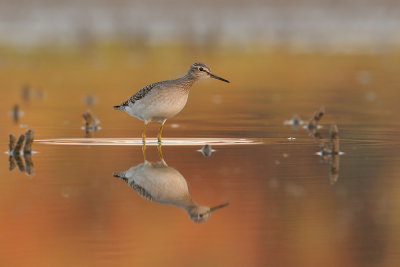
[[209, 73, 230, 83], [209, 202, 230, 213]]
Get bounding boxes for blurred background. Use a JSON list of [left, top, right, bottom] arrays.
[[0, 0, 400, 52]]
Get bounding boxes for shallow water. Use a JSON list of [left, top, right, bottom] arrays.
[[1, 50, 400, 266]]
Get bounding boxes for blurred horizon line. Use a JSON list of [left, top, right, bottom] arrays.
[[0, 1, 400, 53]]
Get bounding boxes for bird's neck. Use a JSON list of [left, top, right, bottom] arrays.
[[175, 195, 198, 209], [176, 74, 197, 93]]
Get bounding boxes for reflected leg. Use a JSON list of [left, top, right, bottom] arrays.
[[157, 143, 164, 162], [142, 143, 147, 161]]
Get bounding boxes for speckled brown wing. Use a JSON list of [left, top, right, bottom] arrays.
[[114, 174, 155, 201], [114, 81, 163, 110]]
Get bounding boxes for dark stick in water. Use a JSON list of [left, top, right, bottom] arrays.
[[24, 129, 34, 153], [330, 124, 340, 154], [9, 134, 16, 152], [13, 135, 25, 155]]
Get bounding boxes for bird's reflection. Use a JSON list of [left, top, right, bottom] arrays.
[[113, 145, 229, 223]]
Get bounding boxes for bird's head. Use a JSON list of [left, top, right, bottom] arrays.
[[188, 62, 230, 83], [187, 202, 229, 223]]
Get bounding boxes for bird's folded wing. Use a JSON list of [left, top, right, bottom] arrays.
[[122, 81, 164, 107]]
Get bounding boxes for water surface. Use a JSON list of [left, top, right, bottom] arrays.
[[1, 50, 400, 266]]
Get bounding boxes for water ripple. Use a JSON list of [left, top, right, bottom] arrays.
[[36, 138, 264, 146]]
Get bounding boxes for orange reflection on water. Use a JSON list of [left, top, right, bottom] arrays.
[[1, 47, 400, 266]]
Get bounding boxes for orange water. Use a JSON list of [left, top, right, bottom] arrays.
[[1, 48, 400, 266]]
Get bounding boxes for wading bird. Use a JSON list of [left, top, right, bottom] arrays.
[[114, 62, 229, 143]]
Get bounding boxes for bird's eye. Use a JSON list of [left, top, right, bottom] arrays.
[[199, 67, 204, 71], [199, 214, 203, 218]]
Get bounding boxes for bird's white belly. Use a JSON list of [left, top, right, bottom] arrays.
[[128, 90, 189, 122], [129, 162, 190, 204]]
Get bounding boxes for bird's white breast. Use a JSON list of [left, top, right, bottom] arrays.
[[128, 162, 190, 204], [129, 89, 189, 123]]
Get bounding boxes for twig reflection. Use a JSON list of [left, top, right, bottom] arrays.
[[284, 107, 344, 185], [316, 124, 343, 185], [8, 130, 35, 176]]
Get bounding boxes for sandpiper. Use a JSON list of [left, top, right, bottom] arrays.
[[114, 62, 230, 143], [113, 156, 229, 223]]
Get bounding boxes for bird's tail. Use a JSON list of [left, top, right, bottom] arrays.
[[113, 171, 126, 178], [113, 105, 124, 111], [113, 171, 129, 184]]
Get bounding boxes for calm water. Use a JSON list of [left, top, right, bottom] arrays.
[[1, 51, 400, 266]]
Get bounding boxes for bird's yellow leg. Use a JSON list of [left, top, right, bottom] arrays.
[[142, 122, 148, 160], [157, 120, 166, 144], [142, 123, 148, 144]]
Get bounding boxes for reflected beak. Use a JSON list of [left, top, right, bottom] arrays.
[[210, 202, 230, 213], [209, 73, 230, 83]]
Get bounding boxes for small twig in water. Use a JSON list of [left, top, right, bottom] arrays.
[[306, 107, 325, 130]]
